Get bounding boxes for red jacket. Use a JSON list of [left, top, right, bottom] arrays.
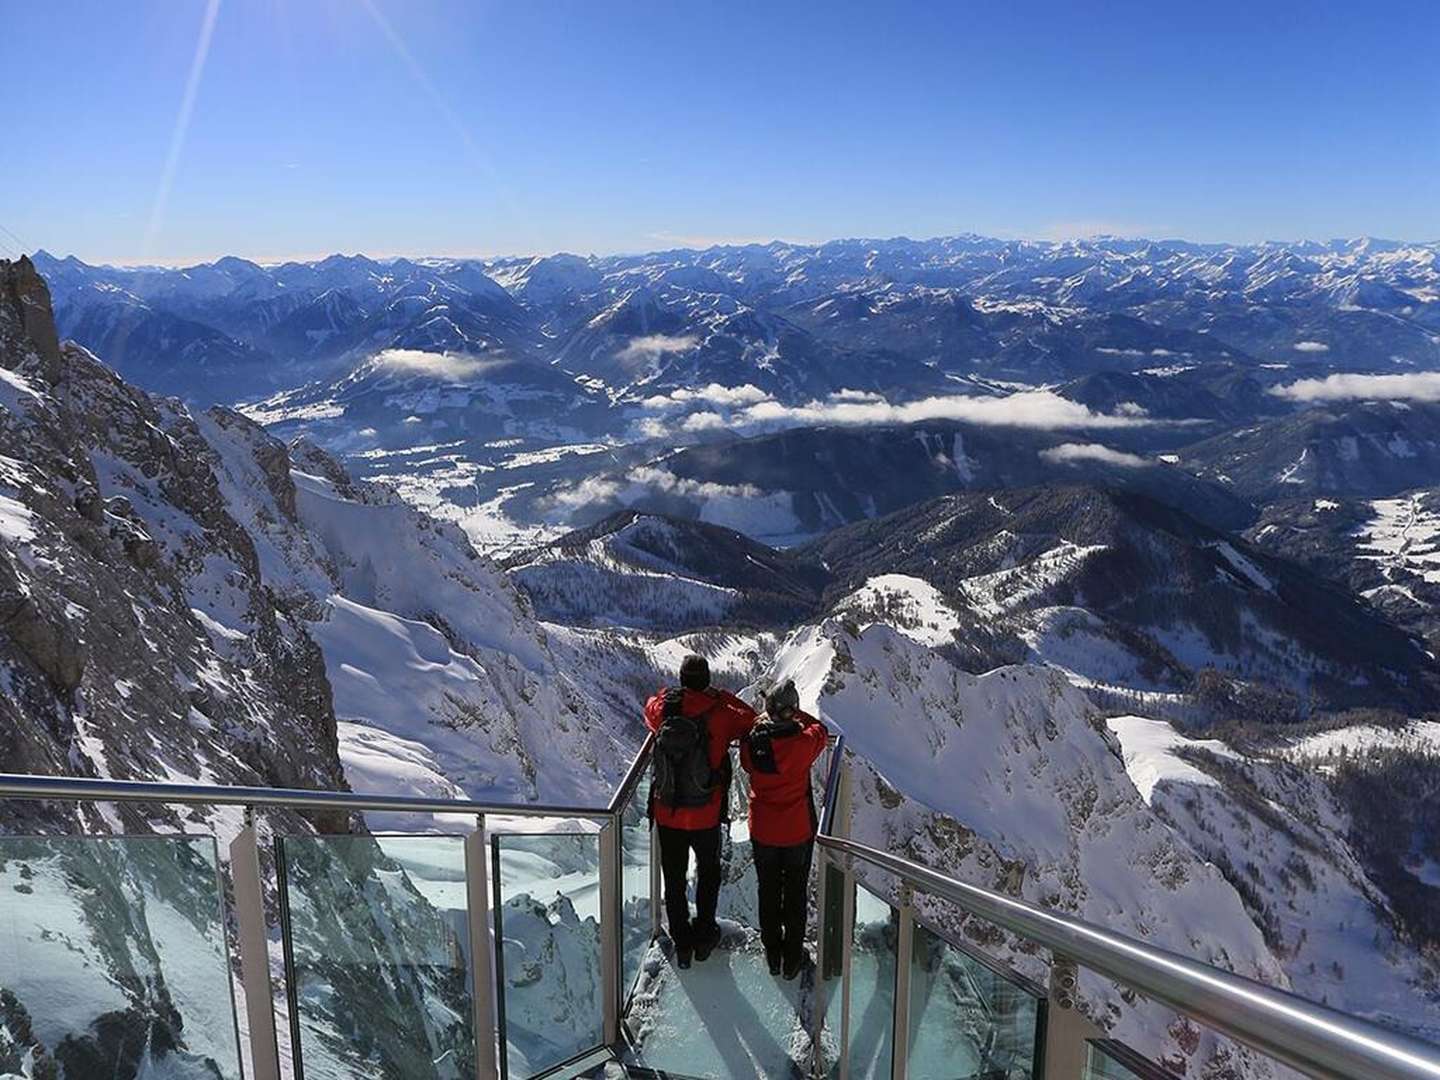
[[644, 686, 757, 830], [740, 710, 829, 847]]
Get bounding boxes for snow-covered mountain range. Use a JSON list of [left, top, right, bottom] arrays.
[[34, 233, 1440, 410], [6, 233, 1440, 1080]]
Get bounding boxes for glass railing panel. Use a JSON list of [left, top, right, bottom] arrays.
[[277, 833, 473, 1079], [1085, 1039, 1179, 1079], [907, 917, 1042, 1079], [846, 880, 898, 1079], [492, 830, 603, 1079], [619, 767, 652, 1007], [0, 834, 242, 1080]]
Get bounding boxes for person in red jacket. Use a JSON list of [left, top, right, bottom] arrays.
[[740, 679, 828, 979], [644, 653, 757, 968]]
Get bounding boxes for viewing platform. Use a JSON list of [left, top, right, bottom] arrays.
[[1, 736, 1438, 1079]]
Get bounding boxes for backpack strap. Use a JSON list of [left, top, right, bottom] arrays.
[[662, 687, 686, 721]]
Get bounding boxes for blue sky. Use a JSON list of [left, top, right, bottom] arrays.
[[3, 0, 1437, 265]]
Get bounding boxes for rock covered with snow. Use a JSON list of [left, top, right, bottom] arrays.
[[1109, 715, 1440, 1044]]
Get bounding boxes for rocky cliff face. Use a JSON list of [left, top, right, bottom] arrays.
[[0, 256, 346, 834], [0, 255, 638, 832]]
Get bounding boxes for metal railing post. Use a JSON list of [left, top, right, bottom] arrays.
[[836, 859, 856, 1080], [229, 818, 281, 1080], [811, 851, 832, 1079], [465, 816, 499, 1080], [599, 818, 621, 1045], [1042, 954, 1101, 1080], [649, 817, 662, 939], [815, 737, 851, 1079], [892, 882, 915, 1080]]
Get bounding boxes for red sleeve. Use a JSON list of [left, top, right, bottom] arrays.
[[800, 716, 829, 766], [716, 691, 757, 741], [643, 691, 665, 734]]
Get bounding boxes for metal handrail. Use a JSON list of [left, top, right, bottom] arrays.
[[816, 732, 846, 837], [605, 732, 656, 816], [817, 832, 1440, 1080], [0, 772, 613, 820]]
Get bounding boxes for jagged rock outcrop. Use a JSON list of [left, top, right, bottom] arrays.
[[0, 256, 61, 380], [0, 259, 348, 833]]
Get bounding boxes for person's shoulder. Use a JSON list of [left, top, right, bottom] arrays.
[[710, 688, 757, 729], [717, 688, 757, 714], [798, 710, 828, 738]]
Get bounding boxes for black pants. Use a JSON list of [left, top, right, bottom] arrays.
[[657, 824, 722, 953], [753, 839, 814, 967]]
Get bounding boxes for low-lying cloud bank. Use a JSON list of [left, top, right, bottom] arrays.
[[1272, 371, 1440, 403], [374, 348, 489, 380], [1039, 443, 1151, 468], [637, 386, 1162, 439], [641, 383, 771, 411], [617, 334, 699, 363]]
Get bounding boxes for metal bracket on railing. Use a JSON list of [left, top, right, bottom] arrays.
[[465, 815, 500, 1080], [1052, 954, 1079, 1011], [229, 821, 281, 1080], [1042, 953, 1101, 1080]]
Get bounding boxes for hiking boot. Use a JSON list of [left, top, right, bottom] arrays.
[[693, 923, 721, 962], [766, 951, 783, 977], [676, 946, 693, 970]]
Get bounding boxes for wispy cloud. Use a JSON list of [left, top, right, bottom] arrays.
[[633, 385, 1168, 440], [616, 334, 699, 364], [545, 466, 763, 514], [373, 348, 486, 381], [736, 389, 1159, 431], [640, 382, 768, 410], [1040, 443, 1151, 468], [1271, 371, 1440, 403], [1293, 340, 1330, 353]]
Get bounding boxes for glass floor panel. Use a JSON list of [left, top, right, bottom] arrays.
[[622, 931, 815, 1079]]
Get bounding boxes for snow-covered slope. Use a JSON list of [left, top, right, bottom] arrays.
[[1108, 716, 1440, 1042], [805, 486, 1439, 718], [760, 618, 1288, 1076], [190, 410, 631, 816], [504, 510, 829, 631], [1248, 487, 1440, 652]]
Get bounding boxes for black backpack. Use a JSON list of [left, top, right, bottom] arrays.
[[652, 689, 724, 809]]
